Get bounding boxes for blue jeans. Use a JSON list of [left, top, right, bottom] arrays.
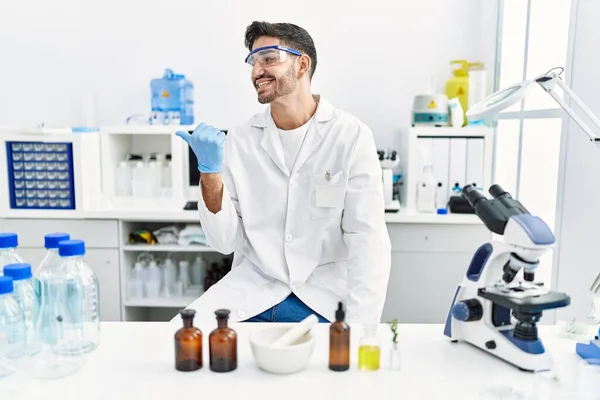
[[244, 294, 329, 323]]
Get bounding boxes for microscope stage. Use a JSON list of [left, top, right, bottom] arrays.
[[478, 286, 570, 313]]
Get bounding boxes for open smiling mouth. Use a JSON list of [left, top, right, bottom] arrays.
[[256, 79, 274, 90]]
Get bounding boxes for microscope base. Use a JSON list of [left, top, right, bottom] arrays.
[[449, 322, 553, 372]]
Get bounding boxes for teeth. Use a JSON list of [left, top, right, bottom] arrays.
[[257, 80, 272, 87]]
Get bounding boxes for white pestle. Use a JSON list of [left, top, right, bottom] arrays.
[[269, 314, 319, 349]]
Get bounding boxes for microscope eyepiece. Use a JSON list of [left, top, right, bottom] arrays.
[[462, 184, 486, 208], [489, 184, 510, 199], [487, 184, 529, 215]]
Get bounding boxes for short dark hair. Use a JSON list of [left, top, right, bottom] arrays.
[[244, 21, 317, 80]]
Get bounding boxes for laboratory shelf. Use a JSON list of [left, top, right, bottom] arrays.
[[124, 296, 199, 308], [101, 125, 196, 135], [409, 126, 491, 138], [122, 244, 215, 252]]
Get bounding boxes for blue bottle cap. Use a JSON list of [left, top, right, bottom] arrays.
[[58, 240, 86, 257], [0, 276, 14, 295], [3, 263, 32, 281], [437, 208, 448, 215], [72, 127, 99, 133], [45, 233, 70, 249], [0, 233, 18, 249]]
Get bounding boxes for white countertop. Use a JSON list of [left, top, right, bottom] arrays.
[[2, 322, 586, 400], [1, 208, 483, 224]]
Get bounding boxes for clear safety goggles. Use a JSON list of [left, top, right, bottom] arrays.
[[244, 45, 302, 68]]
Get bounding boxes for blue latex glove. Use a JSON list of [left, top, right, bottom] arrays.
[[176, 123, 226, 173]]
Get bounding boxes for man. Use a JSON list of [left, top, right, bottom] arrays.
[[176, 21, 391, 324]]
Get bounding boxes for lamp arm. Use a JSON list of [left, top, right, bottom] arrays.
[[539, 77, 600, 144]]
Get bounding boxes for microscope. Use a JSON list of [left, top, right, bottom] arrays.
[[444, 184, 571, 372], [378, 150, 400, 212]]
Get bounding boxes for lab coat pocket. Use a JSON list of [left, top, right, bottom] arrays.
[[309, 171, 346, 219]]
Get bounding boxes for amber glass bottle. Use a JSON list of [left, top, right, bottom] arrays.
[[174, 309, 203, 372], [329, 302, 350, 371], [209, 309, 237, 372]]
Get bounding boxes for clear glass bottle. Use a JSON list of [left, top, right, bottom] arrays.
[[0, 276, 25, 377], [358, 325, 380, 371], [329, 302, 350, 372], [209, 309, 237, 372], [3, 263, 36, 350], [175, 309, 202, 372], [28, 259, 86, 379], [58, 240, 100, 353], [0, 233, 24, 276], [388, 319, 401, 370]]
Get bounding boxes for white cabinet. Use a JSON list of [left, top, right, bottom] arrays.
[[382, 222, 490, 323], [84, 249, 121, 321]]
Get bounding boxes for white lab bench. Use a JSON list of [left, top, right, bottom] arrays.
[[2, 322, 583, 400], [0, 209, 489, 324]]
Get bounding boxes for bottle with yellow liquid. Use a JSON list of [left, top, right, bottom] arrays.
[[358, 325, 380, 371]]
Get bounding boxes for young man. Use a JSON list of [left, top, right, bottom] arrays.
[[176, 21, 391, 324]]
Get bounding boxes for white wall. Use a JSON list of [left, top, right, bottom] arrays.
[[554, 0, 600, 322], [0, 0, 496, 151]]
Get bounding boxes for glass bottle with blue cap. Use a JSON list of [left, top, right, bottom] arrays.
[[0, 275, 25, 377], [3, 263, 36, 350], [57, 239, 100, 353], [0, 233, 24, 275], [34, 233, 70, 344], [28, 240, 87, 379]]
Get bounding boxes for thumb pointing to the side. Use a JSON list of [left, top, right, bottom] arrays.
[[175, 130, 192, 145]]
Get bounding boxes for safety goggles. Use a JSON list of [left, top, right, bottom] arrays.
[[244, 45, 302, 67]]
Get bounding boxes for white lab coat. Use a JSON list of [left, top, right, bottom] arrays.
[[180, 96, 391, 325]]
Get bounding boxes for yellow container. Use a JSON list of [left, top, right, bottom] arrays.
[[445, 60, 484, 126], [358, 345, 381, 371]]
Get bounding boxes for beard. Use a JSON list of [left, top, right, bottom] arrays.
[[256, 63, 298, 104]]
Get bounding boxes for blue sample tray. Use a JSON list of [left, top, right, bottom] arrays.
[[6, 141, 76, 210]]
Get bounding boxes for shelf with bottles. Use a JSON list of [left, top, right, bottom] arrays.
[[122, 244, 215, 253], [119, 249, 233, 320], [402, 126, 494, 213], [124, 295, 199, 308], [99, 127, 187, 210]]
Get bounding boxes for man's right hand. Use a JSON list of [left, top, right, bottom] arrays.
[[176, 122, 225, 173]]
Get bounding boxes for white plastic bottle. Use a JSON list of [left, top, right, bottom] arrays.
[[416, 166, 437, 213], [0, 276, 25, 377], [131, 160, 147, 197], [127, 261, 145, 299], [161, 257, 177, 298], [448, 98, 464, 128], [115, 161, 132, 197], [179, 260, 191, 292], [145, 260, 161, 298], [58, 240, 100, 353], [147, 160, 162, 198], [0, 233, 24, 275], [190, 256, 206, 287]]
